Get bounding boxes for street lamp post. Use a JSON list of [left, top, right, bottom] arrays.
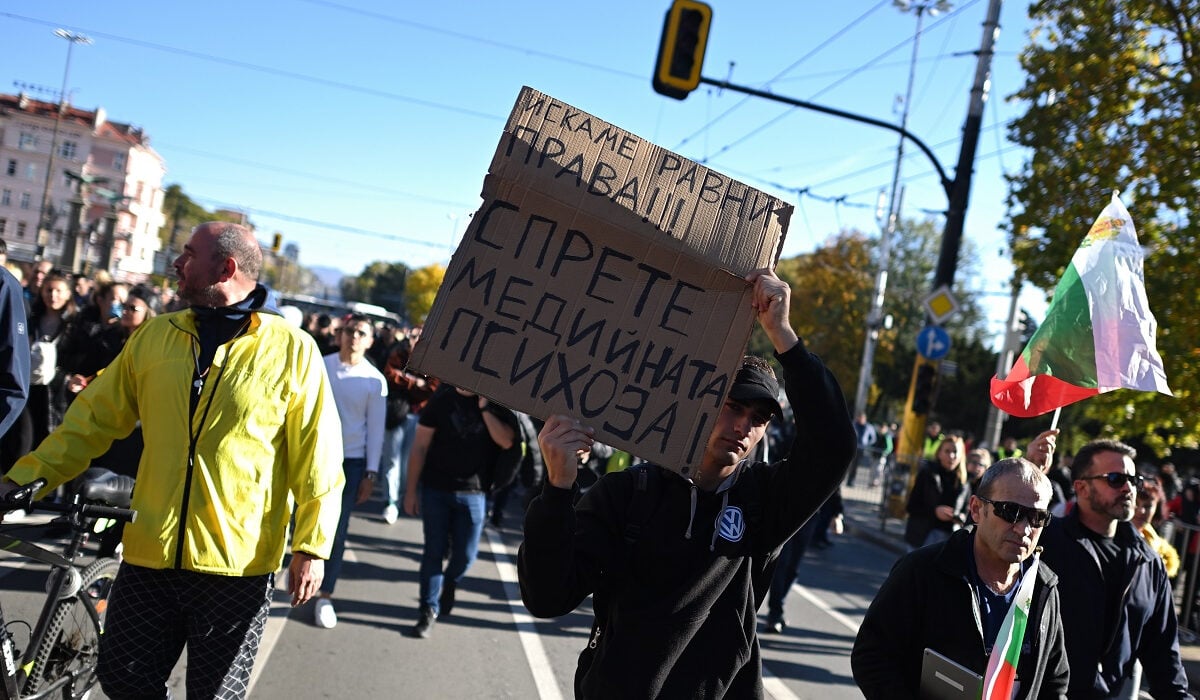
[[35, 29, 92, 262], [852, 0, 952, 421]]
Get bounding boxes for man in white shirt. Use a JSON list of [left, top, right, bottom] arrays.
[[316, 313, 387, 628]]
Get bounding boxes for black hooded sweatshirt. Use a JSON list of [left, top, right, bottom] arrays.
[[518, 340, 856, 699]]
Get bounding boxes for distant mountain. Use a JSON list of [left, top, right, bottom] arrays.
[[308, 266, 347, 296]]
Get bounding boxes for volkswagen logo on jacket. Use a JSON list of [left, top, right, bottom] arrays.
[[718, 506, 746, 542]]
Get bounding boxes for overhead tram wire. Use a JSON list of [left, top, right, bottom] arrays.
[[1, 12, 503, 122], [672, 0, 892, 152], [693, 0, 982, 166], [189, 198, 457, 251], [295, 0, 644, 81], [156, 142, 477, 209]]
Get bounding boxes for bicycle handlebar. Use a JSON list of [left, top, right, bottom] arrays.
[[2, 478, 137, 523]]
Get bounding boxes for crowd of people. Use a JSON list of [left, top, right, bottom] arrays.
[[0, 226, 1196, 698]]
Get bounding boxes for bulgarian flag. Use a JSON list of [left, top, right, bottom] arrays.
[[981, 552, 1041, 699], [991, 192, 1172, 418]]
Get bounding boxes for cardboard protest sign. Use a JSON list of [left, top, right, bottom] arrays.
[[409, 86, 791, 474]]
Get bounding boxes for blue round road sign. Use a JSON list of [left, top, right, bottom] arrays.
[[917, 325, 951, 360]]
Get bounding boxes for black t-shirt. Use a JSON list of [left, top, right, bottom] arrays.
[[418, 390, 515, 493]]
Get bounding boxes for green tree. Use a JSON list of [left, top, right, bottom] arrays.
[[405, 264, 446, 326], [1005, 0, 1200, 452], [341, 261, 410, 314], [158, 184, 209, 252], [752, 220, 989, 427]]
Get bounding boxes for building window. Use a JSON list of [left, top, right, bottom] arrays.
[[60, 141, 78, 160], [4, 160, 14, 177], [24, 164, 35, 181], [16, 222, 26, 238], [1, 190, 9, 206], [18, 132, 37, 150], [19, 193, 30, 210], [0, 218, 6, 235], [112, 153, 126, 172]]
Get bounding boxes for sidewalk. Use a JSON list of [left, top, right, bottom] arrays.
[[839, 484, 1200, 692]]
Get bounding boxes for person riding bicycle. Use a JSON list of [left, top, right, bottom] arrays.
[[0, 222, 344, 700]]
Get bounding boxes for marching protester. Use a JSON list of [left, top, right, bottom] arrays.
[[0, 222, 345, 699], [853, 458, 1068, 698], [518, 268, 856, 698], [1027, 432, 1193, 699], [903, 434, 970, 549]]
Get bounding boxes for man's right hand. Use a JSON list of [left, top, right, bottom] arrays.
[[539, 415, 594, 489]]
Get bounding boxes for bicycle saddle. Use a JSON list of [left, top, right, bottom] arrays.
[[79, 469, 135, 509]]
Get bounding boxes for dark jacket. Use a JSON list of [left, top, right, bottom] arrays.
[[1039, 510, 1193, 699], [904, 460, 971, 548], [852, 529, 1068, 699], [0, 269, 29, 438], [517, 341, 856, 699]]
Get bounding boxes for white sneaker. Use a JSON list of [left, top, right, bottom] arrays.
[[383, 504, 399, 524], [314, 598, 337, 629]]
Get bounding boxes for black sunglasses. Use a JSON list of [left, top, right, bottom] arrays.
[[1079, 472, 1144, 490], [976, 495, 1052, 528]]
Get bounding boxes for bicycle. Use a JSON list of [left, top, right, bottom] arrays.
[[0, 471, 136, 700]]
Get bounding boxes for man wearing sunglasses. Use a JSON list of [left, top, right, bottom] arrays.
[[1033, 435, 1192, 699], [853, 459, 1069, 699]]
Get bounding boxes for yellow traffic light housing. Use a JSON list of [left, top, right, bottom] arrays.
[[271, 233, 282, 253], [653, 0, 712, 100]]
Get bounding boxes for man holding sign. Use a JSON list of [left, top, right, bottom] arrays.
[[517, 268, 856, 699]]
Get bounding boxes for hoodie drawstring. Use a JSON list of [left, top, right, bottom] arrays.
[[685, 485, 697, 540], [710, 490, 730, 552]]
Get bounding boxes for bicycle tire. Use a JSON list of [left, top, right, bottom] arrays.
[[23, 557, 121, 699]]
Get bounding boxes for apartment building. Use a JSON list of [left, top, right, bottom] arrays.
[[0, 92, 166, 279]]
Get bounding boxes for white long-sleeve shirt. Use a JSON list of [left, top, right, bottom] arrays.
[[323, 354, 387, 471]]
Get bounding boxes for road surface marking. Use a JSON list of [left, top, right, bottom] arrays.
[[483, 528, 564, 700], [762, 665, 803, 700], [795, 583, 860, 634]]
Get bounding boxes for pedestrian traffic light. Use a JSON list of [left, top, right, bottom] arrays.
[[271, 233, 282, 253], [912, 363, 938, 415], [652, 0, 712, 100]]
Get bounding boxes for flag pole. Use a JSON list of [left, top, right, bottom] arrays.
[[1050, 407, 1061, 431]]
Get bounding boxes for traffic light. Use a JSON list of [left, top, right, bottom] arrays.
[[652, 0, 712, 100], [271, 233, 282, 253], [912, 363, 938, 415]]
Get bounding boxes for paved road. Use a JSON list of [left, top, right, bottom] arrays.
[[1, 497, 906, 699]]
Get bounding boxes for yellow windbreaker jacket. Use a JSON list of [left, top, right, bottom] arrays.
[[8, 307, 344, 576]]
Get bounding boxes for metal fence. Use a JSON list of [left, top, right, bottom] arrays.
[[1165, 519, 1200, 642]]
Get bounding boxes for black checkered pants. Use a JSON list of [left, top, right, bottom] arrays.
[[97, 563, 273, 700]]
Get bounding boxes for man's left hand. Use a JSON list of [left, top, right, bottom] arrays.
[[288, 552, 324, 607], [356, 474, 375, 505]]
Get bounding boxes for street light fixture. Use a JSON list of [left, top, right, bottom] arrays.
[[35, 29, 92, 262], [851, 0, 953, 421]]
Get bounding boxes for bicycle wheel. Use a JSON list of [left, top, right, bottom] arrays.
[[24, 557, 121, 699]]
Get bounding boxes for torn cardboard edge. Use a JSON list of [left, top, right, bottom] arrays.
[[410, 86, 790, 473]]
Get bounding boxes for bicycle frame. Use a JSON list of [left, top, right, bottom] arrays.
[[0, 525, 98, 700], [0, 476, 135, 700]]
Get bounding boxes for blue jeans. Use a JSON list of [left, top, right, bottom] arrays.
[[381, 414, 417, 507], [418, 486, 486, 614], [322, 457, 366, 594]]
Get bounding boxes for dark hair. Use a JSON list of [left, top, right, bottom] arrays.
[[1071, 439, 1137, 482], [341, 313, 372, 330], [976, 458, 1050, 500], [316, 313, 333, 329], [40, 271, 78, 317], [127, 285, 160, 316]]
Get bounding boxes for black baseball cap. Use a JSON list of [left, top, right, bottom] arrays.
[[727, 361, 783, 418]]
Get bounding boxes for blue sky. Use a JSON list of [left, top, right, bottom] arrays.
[[2, 0, 1051, 343]]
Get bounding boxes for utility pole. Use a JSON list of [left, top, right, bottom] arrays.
[[35, 29, 91, 262], [852, 0, 947, 421], [983, 275, 1022, 448], [889, 0, 1002, 518]]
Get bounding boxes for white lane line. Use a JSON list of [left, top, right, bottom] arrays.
[[248, 545, 355, 698], [483, 528, 564, 700], [794, 583, 860, 635], [762, 665, 803, 700], [760, 583, 861, 699]]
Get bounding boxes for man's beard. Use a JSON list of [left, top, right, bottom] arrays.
[[178, 282, 225, 308]]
